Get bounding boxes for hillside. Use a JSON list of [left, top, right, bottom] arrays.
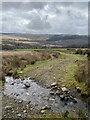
[[0, 33, 88, 50]]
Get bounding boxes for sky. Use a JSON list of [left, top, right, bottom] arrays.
[[1, 2, 88, 35]]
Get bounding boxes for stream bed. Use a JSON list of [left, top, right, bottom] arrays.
[[3, 76, 88, 113]]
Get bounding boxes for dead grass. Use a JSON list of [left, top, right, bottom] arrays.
[[75, 61, 88, 83], [1, 50, 60, 79]]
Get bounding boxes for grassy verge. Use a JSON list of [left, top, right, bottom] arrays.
[[21, 52, 88, 93]]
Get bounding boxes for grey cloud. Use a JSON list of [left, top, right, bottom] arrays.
[[1, 2, 88, 34], [27, 14, 51, 30], [2, 2, 47, 11]]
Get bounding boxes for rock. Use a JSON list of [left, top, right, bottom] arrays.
[[65, 102, 68, 105], [69, 102, 73, 106], [41, 105, 50, 110], [61, 87, 68, 92], [19, 100, 23, 103], [60, 95, 65, 100], [5, 106, 12, 110], [49, 98, 55, 101], [51, 82, 57, 87], [64, 97, 69, 102], [41, 110, 46, 114], [76, 87, 81, 93], [17, 113, 21, 117], [70, 95, 74, 100], [24, 82, 30, 88], [26, 92, 29, 96], [23, 110, 27, 113], [30, 108, 33, 111], [12, 110, 14, 113], [10, 82, 14, 85], [16, 94, 19, 97], [27, 101, 31, 104], [7, 71, 13, 76], [51, 86, 57, 91], [73, 98, 77, 103], [56, 90, 60, 95], [19, 71, 23, 74], [21, 78, 25, 81], [50, 91, 54, 95]]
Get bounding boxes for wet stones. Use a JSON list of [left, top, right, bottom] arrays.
[[41, 110, 46, 114], [24, 82, 30, 88], [51, 82, 57, 87], [64, 97, 69, 102], [23, 110, 27, 113], [75, 87, 81, 93], [50, 82, 58, 91], [60, 95, 65, 101], [73, 98, 77, 103], [61, 87, 68, 93], [5, 106, 12, 110], [50, 83, 78, 105], [19, 100, 23, 103], [17, 113, 22, 117], [41, 105, 51, 114], [50, 91, 54, 95], [55, 90, 60, 95], [51, 86, 57, 91], [41, 105, 51, 110], [10, 82, 15, 85]]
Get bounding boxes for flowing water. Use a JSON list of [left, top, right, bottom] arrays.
[[3, 76, 88, 113]]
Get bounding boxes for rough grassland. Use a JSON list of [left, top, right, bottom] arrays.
[[23, 52, 87, 93]]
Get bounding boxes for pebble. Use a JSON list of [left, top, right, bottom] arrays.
[[26, 92, 29, 96], [60, 95, 65, 100], [51, 82, 57, 87], [11, 82, 14, 85], [27, 101, 31, 104], [5, 106, 12, 110], [65, 102, 68, 105], [73, 98, 77, 103], [30, 108, 33, 111], [19, 100, 23, 103], [50, 91, 54, 95], [61, 87, 68, 92], [16, 94, 19, 97], [64, 97, 69, 102], [76, 87, 81, 93], [12, 110, 14, 113], [41, 110, 46, 114], [56, 90, 60, 95], [41, 105, 50, 110], [23, 110, 27, 113], [49, 98, 55, 101], [17, 113, 21, 117], [24, 82, 30, 88]]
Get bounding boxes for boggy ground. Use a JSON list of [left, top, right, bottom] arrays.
[[0, 49, 89, 119]]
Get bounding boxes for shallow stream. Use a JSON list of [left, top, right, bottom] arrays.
[[4, 76, 88, 113]]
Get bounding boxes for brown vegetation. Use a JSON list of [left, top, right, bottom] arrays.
[[1, 50, 60, 80]]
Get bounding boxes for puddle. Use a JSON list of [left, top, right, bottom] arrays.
[[4, 76, 88, 113]]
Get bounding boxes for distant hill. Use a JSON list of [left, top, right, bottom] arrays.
[[1, 33, 88, 50], [46, 34, 88, 48], [47, 34, 88, 41]]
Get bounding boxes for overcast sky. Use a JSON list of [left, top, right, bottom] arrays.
[[1, 2, 88, 34]]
